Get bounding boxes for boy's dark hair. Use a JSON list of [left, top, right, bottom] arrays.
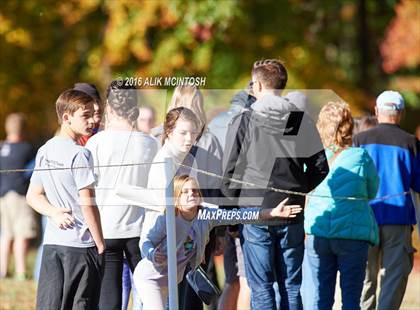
[[56, 89, 94, 124], [106, 80, 139, 123], [252, 59, 288, 90]]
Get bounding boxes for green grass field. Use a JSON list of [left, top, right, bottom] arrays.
[[1, 232, 419, 310], [0, 249, 37, 310]]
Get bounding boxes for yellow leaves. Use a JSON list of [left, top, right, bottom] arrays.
[[0, 14, 12, 34], [160, 4, 179, 28], [192, 43, 211, 71], [88, 51, 101, 68], [5, 27, 32, 48], [0, 13, 31, 47], [149, 37, 181, 75], [260, 35, 275, 49], [172, 53, 185, 68], [129, 1, 158, 33], [340, 3, 356, 22], [283, 45, 309, 67], [104, 13, 131, 65], [104, 0, 161, 65], [291, 46, 307, 62], [131, 38, 152, 61], [0, 14, 32, 47], [99, 0, 238, 77], [58, 0, 101, 26]]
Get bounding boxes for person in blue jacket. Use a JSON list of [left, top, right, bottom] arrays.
[[354, 91, 420, 310], [304, 101, 379, 310]]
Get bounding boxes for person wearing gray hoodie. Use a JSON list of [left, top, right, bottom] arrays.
[[208, 88, 256, 151], [222, 60, 329, 310]]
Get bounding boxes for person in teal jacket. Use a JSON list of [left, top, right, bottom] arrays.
[[303, 101, 379, 310]]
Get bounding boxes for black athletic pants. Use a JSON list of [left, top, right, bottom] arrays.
[[99, 237, 141, 310], [37, 245, 103, 310]]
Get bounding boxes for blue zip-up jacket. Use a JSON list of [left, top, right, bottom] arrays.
[[305, 147, 379, 245], [354, 123, 420, 225]]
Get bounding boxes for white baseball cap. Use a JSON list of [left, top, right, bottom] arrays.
[[376, 90, 405, 110]]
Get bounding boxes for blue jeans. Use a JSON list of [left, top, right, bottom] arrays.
[[122, 258, 141, 310], [242, 223, 304, 310], [304, 235, 368, 310]]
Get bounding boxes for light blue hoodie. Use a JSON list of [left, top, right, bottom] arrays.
[[304, 147, 379, 245]]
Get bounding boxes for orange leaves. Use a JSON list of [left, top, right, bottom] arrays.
[[380, 0, 420, 73]]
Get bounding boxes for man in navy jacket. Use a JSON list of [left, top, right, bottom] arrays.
[[354, 90, 420, 310]]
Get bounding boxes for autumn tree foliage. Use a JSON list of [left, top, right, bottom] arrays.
[[380, 0, 420, 73], [380, 0, 420, 108], [0, 0, 418, 140], [0, 0, 238, 139]]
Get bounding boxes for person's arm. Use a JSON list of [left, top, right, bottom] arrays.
[[26, 148, 75, 229], [84, 138, 99, 181], [201, 134, 224, 203], [296, 115, 329, 192], [364, 153, 379, 199], [140, 212, 167, 262], [412, 140, 420, 239], [221, 112, 249, 204], [411, 139, 420, 193], [304, 149, 329, 192], [302, 118, 329, 192], [79, 187, 105, 254], [26, 183, 75, 229], [259, 198, 302, 219], [72, 148, 104, 253], [207, 198, 302, 227]]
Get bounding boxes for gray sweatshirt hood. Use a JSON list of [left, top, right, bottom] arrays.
[[250, 93, 300, 135], [230, 90, 249, 107]]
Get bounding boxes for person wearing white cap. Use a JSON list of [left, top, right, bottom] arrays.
[[354, 90, 420, 310]]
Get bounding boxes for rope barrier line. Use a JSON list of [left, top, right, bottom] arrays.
[[176, 162, 411, 202], [0, 161, 164, 173], [0, 160, 410, 202]]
